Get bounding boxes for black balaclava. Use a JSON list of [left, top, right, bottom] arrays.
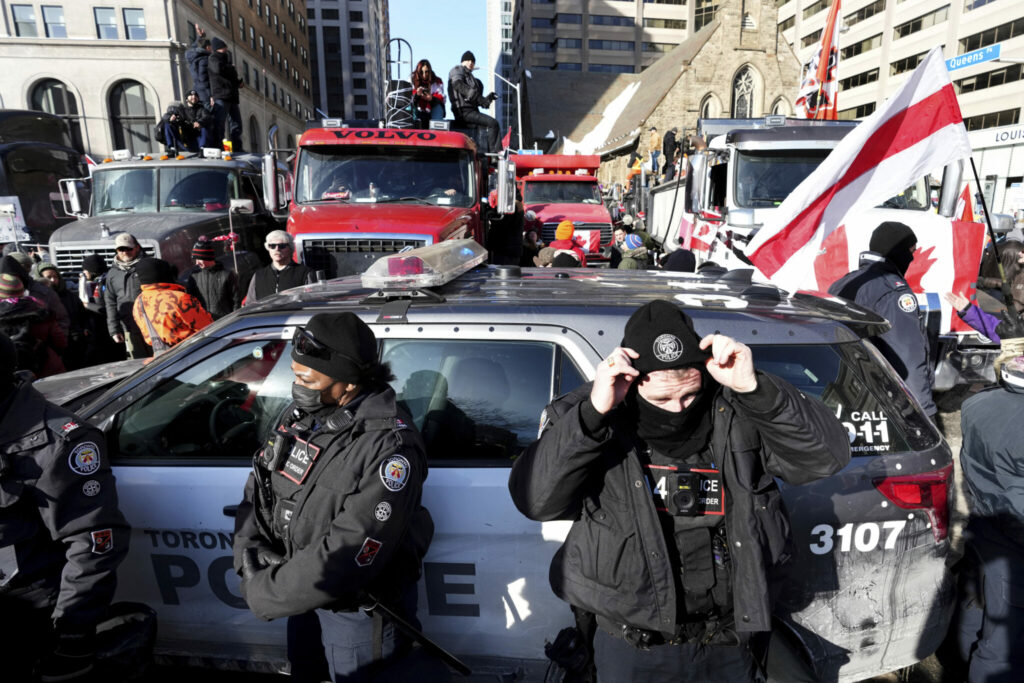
[[869, 221, 917, 277]]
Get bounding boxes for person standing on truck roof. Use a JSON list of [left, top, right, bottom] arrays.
[[208, 36, 244, 153], [447, 51, 499, 154], [662, 127, 678, 181], [549, 220, 587, 267], [104, 233, 152, 360], [509, 300, 850, 682], [954, 340, 1024, 682], [828, 222, 937, 419], [243, 230, 315, 305], [411, 59, 445, 128], [0, 331, 130, 682], [186, 237, 238, 320], [233, 312, 436, 682], [648, 127, 662, 185], [185, 24, 213, 107]]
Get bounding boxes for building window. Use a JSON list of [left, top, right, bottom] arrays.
[[239, 16, 245, 41], [350, 11, 363, 21], [890, 51, 929, 76], [249, 26, 255, 48], [259, 35, 265, 58], [589, 64, 634, 73], [353, 78, 367, 89], [964, 0, 999, 10], [778, 15, 794, 31], [802, 0, 829, 19], [589, 39, 635, 51], [30, 78, 83, 151], [532, 17, 553, 28], [12, 5, 37, 37], [839, 67, 879, 91], [41, 6, 66, 38], [837, 102, 877, 119], [212, 0, 230, 27], [959, 17, 1024, 54], [645, 17, 687, 29], [644, 42, 675, 53], [590, 14, 635, 26], [555, 63, 582, 71], [841, 33, 882, 59], [355, 94, 368, 105], [644, 0, 686, 4], [846, 0, 885, 27], [532, 41, 554, 52], [801, 29, 822, 47], [694, 0, 719, 31], [700, 93, 721, 118], [964, 108, 1020, 130], [351, 27, 363, 39], [243, 60, 250, 85], [353, 61, 366, 73], [249, 116, 260, 153], [893, 5, 948, 40], [732, 66, 755, 117], [94, 7, 118, 39], [771, 98, 791, 116], [355, 110, 368, 119], [321, 9, 339, 19], [556, 38, 581, 48], [556, 13, 582, 24], [956, 63, 1024, 94], [123, 9, 146, 39], [108, 79, 155, 154]]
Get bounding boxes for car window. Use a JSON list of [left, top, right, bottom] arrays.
[[111, 339, 293, 460], [382, 339, 558, 465], [752, 342, 938, 455]]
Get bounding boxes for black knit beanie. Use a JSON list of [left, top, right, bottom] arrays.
[[621, 300, 710, 375], [135, 258, 174, 285], [211, 36, 227, 51], [291, 312, 378, 384], [869, 222, 917, 258], [82, 254, 108, 275], [461, 51, 476, 63], [192, 238, 216, 261]]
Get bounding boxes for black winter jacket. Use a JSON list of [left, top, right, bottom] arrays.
[[829, 253, 936, 416], [185, 39, 212, 103], [186, 263, 238, 319], [244, 262, 314, 304], [508, 373, 850, 635], [208, 50, 241, 104], [0, 381, 130, 630], [233, 388, 434, 620], [103, 261, 142, 336], [447, 65, 489, 116]]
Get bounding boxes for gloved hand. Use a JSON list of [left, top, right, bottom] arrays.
[[241, 546, 285, 581], [37, 629, 96, 682], [258, 548, 285, 567]]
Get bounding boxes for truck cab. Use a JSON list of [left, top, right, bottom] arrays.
[[49, 152, 289, 281], [288, 123, 488, 277], [514, 154, 614, 263]]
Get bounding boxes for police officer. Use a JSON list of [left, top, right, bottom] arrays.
[[233, 312, 434, 682], [508, 300, 850, 681], [828, 222, 937, 418], [0, 332, 130, 681], [956, 340, 1024, 682]]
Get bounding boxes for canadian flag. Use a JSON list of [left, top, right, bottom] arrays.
[[574, 230, 602, 253], [954, 185, 974, 222], [747, 46, 973, 294], [794, 0, 841, 120]]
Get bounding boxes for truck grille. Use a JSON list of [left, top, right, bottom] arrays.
[[54, 246, 152, 277], [301, 237, 428, 277], [540, 222, 612, 246]]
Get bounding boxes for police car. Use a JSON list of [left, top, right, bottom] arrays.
[[36, 241, 953, 681]]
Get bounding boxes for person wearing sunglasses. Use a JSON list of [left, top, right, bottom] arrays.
[[102, 233, 151, 359], [243, 230, 314, 305], [233, 312, 435, 681]]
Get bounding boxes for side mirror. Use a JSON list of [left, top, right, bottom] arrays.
[[496, 157, 516, 215], [59, 178, 91, 218], [230, 198, 255, 215], [937, 160, 963, 218], [262, 153, 279, 213]]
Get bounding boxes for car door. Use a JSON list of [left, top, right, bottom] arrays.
[[377, 323, 598, 661], [85, 330, 295, 663]]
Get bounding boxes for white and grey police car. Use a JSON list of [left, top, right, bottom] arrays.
[[37, 241, 953, 681]]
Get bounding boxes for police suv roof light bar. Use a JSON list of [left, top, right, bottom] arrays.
[[361, 239, 488, 290]]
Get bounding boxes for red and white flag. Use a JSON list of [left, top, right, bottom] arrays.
[[954, 185, 974, 222], [747, 46, 972, 293], [794, 0, 841, 120]]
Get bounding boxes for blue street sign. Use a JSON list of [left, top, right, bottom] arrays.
[[946, 44, 1001, 71]]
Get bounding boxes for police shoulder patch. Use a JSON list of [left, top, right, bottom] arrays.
[[537, 408, 549, 440], [90, 529, 113, 554], [355, 537, 383, 567], [374, 501, 392, 522], [82, 480, 101, 497], [898, 293, 917, 313], [380, 455, 411, 492], [68, 442, 101, 476]]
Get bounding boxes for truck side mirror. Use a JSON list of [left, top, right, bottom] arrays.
[[59, 178, 91, 218], [937, 160, 963, 218], [496, 157, 516, 215], [262, 153, 279, 213], [230, 198, 255, 215]]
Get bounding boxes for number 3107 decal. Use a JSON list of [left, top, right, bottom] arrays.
[[809, 521, 907, 555]]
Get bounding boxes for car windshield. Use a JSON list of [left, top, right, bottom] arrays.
[[523, 180, 601, 204], [93, 167, 238, 214], [733, 149, 931, 211], [295, 145, 476, 207]]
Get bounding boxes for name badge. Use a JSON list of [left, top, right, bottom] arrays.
[[280, 438, 321, 485]]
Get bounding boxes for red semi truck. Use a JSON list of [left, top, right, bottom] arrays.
[[513, 154, 615, 263], [286, 123, 493, 277]]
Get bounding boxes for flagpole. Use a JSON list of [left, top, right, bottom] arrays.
[[969, 156, 1010, 299]]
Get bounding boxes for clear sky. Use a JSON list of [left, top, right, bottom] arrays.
[[388, 0, 489, 84]]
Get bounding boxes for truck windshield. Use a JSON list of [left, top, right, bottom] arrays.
[[523, 180, 601, 204], [295, 145, 476, 208], [734, 149, 932, 211], [93, 167, 238, 214]]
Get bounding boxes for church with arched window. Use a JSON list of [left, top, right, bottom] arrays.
[[524, 0, 803, 186]]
